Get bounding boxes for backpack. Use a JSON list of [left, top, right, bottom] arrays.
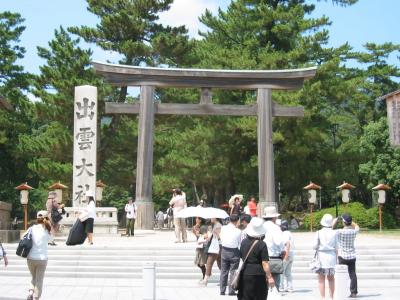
[[167, 208, 173, 217]]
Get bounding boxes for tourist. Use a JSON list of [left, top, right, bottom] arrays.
[[238, 217, 275, 300], [166, 205, 174, 229], [124, 197, 137, 236], [85, 191, 96, 245], [247, 196, 258, 217], [194, 225, 208, 282], [289, 215, 299, 230], [314, 213, 338, 300], [0, 241, 8, 267], [262, 206, 285, 290], [239, 214, 252, 240], [230, 196, 243, 216], [334, 213, 359, 298], [192, 217, 203, 240], [169, 188, 187, 243], [156, 209, 164, 229], [280, 219, 295, 292], [46, 191, 64, 246], [219, 214, 242, 295], [201, 222, 222, 286], [26, 210, 52, 300]]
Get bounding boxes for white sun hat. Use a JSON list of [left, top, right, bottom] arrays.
[[262, 206, 280, 218], [37, 210, 48, 218], [320, 213, 333, 227], [245, 217, 266, 238]]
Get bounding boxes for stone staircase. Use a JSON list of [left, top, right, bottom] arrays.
[[1, 239, 400, 280]]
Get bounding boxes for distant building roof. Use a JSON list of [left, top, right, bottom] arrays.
[[377, 90, 400, 101]]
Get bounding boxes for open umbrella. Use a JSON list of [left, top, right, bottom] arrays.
[[175, 206, 229, 219]]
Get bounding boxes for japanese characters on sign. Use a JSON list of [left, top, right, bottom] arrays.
[[386, 94, 400, 147], [73, 86, 97, 207]]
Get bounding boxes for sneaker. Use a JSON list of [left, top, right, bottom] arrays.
[[220, 292, 225, 295], [287, 288, 294, 293], [48, 241, 57, 246]]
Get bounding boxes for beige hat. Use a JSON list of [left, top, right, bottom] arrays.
[[320, 213, 333, 227], [245, 217, 266, 238], [262, 206, 280, 218], [37, 210, 48, 218]]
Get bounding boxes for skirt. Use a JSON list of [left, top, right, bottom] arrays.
[[194, 248, 207, 266], [85, 218, 94, 234], [238, 274, 268, 300], [317, 267, 335, 276]]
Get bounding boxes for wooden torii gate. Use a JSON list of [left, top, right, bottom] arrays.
[[93, 62, 316, 229]]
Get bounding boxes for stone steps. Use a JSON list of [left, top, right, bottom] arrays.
[[2, 241, 399, 280]]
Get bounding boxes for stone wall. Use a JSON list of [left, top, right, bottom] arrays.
[[0, 201, 12, 230]]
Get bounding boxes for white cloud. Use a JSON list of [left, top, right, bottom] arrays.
[[158, 0, 224, 38]]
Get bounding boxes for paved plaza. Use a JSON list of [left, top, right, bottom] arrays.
[[0, 230, 399, 300]]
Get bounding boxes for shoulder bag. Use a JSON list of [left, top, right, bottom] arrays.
[[231, 240, 259, 291], [51, 207, 63, 224], [269, 256, 284, 274], [309, 231, 322, 273], [16, 227, 33, 258], [203, 234, 213, 255]]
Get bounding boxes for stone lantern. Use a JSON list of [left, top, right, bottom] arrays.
[[96, 180, 106, 206], [304, 182, 321, 232], [372, 183, 391, 232], [15, 182, 33, 230], [337, 182, 355, 212], [48, 181, 68, 204]]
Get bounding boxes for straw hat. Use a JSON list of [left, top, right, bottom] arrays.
[[320, 213, 333, 227], [262, 206, 280, 218], [37, 210, 48, 218], [245, 217, 266, 238]]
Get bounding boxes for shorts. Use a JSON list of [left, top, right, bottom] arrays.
[[85, 218, 94, 233]]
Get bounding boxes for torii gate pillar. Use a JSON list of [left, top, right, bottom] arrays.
[[257, 88, 276, 216], [135, 86, 156, 230]]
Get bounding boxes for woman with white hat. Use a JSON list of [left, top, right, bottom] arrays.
[[237, 217, 275, 300], [26, 210, 52, 300], [314, 213, 338, 300]]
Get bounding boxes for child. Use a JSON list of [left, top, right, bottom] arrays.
[[194, 225, 208, 282]]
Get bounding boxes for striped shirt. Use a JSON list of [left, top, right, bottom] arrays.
[[337, 225, 359, 260]]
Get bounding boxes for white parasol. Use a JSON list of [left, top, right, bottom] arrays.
[[175, 206, 229, 219]]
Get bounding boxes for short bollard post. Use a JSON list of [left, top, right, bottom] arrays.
[[143, 262, 156, 300], [334, 264, 348, 300]]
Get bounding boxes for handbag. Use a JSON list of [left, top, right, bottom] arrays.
[[269, 257, 284, 274], [16, 228, 33, 258], [203, 234, 213, 255], [231, 240, 259, 291], [51, 207, 63, 224], [309, 231, 321, 273], [268, 287, 282, 300]]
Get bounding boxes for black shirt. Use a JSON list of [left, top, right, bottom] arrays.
[[240, 237, 269, 276]]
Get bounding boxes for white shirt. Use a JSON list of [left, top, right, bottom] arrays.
[[169, 194, 187, 214], [27, 225, 51, 260], [125, 203, 137, 219], [263, 220, 284, 257], [314, 227, 338, 268], [282, 230, 295, 256], [220, 223, 241, 249], [87, 201, 96, 219]]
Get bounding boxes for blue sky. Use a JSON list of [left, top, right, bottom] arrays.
[[0, 0, 399, 75]]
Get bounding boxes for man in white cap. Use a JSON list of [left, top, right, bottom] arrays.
[[262, 206, 285, 290]]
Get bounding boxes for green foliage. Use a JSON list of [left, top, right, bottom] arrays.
[[303, 202, 397, 229]]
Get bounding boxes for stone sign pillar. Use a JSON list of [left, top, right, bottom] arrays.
[[73, 85, 97, 207], [135, 86, 155, 229], [257, 88, 276, 216]]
